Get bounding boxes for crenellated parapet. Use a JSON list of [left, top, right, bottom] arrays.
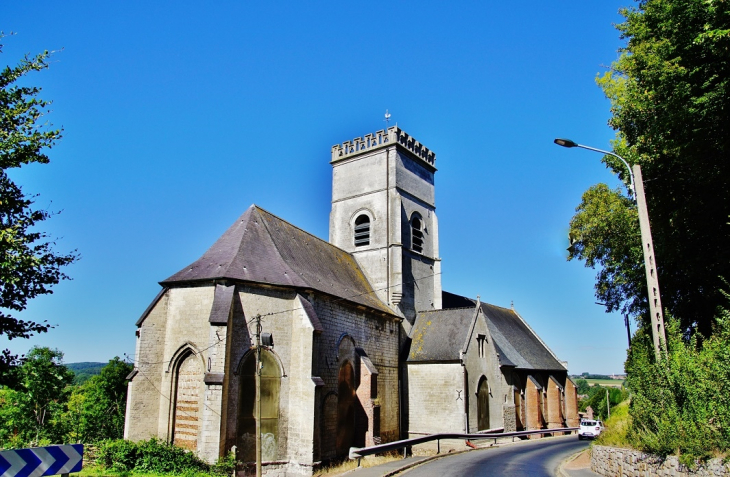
[[331, 126, 436, 167]]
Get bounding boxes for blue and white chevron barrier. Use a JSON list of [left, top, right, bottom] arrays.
[[0, 444, 83, 477]]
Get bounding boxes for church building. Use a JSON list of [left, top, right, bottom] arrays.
[[124, 127, 578, 476]]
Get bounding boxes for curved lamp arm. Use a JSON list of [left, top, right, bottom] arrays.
[[554, 138, 636, 201]]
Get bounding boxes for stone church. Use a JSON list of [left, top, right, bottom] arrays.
[[124, 127, 578, 475]]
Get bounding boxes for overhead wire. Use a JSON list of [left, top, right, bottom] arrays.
[[128, 270, 442, 368]]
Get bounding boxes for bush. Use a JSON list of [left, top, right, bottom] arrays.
[[97, 438, 210, 474], [97, 439, 141, 472], [625, 309, 730, 465]]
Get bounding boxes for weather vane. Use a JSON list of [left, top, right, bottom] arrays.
[[384, 109, 391, 128]]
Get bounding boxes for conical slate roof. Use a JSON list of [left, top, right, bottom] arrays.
[[162, 205, 392, 314]]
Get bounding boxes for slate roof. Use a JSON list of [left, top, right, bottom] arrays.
[[408, 307, 475, 361], [161, 205, 393, 315], [407, 292, 566, 371], [480, 301, 565, 371]]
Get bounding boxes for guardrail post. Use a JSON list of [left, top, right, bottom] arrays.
[[437, 439, 440, 454]]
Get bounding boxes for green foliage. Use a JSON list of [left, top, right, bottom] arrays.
[[625, 310, 730, 464], [210, 451, 237, 476], [0, 352, 132, 448], [70, 357, 133, 443], [67, 362, 106, 385], [0, 34, 78, 383], [0, 347, 75, 447], [576, 378, 590, 395], [568, 184, 645, 318], [96, 438, 229, 475], [579, 382, 629, 420], [595, 399, 631, 448], [572, 0, 730, 335]]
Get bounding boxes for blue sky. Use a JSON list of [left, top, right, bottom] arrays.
[[2, 1, 633, 374]]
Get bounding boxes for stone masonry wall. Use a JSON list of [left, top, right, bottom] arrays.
[[311, 293, 400, 461], [125, 291, 169, 441], [407, 363, 463, 434], [591, 445, 730, 476]]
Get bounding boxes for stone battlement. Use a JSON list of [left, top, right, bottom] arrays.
[[331, 126, 436, 166]]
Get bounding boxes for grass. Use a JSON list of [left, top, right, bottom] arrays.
[[595, 399, 631, 448], [313, 452, 405, 476], [79, 465, 214, 477], [585, 378, 624, 388]]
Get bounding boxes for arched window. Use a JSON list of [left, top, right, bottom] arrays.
[[354, 215, 370, 246], [238, 351, 281, 462], [477, 377, 490, 431], [411, 215, 424, 253]]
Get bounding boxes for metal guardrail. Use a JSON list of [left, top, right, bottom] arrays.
[[349, 427, 579, 461]]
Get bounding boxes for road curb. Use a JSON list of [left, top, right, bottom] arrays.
[[557, 448, 590, 477]]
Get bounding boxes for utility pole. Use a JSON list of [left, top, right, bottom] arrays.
[[633, 165, 666, 360], [255, 314, 262, 477]]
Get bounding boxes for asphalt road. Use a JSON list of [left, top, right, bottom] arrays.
[[399, 435, 590, 477]]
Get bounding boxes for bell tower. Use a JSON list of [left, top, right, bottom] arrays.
[[329, 126, 442, 330]]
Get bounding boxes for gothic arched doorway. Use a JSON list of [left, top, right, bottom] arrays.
[[477, 377, 490, 431], [238, 351, 281, 462], [336, 361, 356, 456]]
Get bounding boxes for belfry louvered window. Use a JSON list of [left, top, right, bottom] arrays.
[[411, 215, 424, 253], [354, 215, 370, 246]]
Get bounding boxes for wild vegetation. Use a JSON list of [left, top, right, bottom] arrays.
[[0, 347, 240, 476], [624, 313, 730, 465], [0, 347, 131, 448], [567, 0, 730, 464], [67, 362, 107, 385], [577, 381, 629, 421]]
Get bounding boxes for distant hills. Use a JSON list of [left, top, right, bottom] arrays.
[[67, 362, 106, 385]]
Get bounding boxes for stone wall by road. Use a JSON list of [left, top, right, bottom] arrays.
[[591, 445, 729, 476]]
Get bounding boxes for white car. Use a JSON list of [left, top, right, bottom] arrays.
[[578, 419, 604, 440]]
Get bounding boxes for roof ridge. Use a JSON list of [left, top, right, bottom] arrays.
[[481, 302, 515, 313], [219, 205, 257, 279], [419, 306, 477, 314], [254, 207, 309, 285]]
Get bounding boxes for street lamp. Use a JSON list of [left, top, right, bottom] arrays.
[[553, 139, 635, 198], [554, 138, 666, 360]]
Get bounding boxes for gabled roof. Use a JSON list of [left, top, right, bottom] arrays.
[[480, 302, 565, 371], [407, 291, 566, 371], [161, 205, 393, 315], [408, 307, 476, 362]]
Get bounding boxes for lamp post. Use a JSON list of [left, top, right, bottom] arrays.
[[554, 138, 666, 360]]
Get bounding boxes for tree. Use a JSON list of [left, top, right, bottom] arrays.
[[5, 347, 74, 446], [571, 0, 730, 335], [66, 357, 133, 443], [575, 378, 591, 395], [568, 184, 645, 317], [0, 35, 77, 382]]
